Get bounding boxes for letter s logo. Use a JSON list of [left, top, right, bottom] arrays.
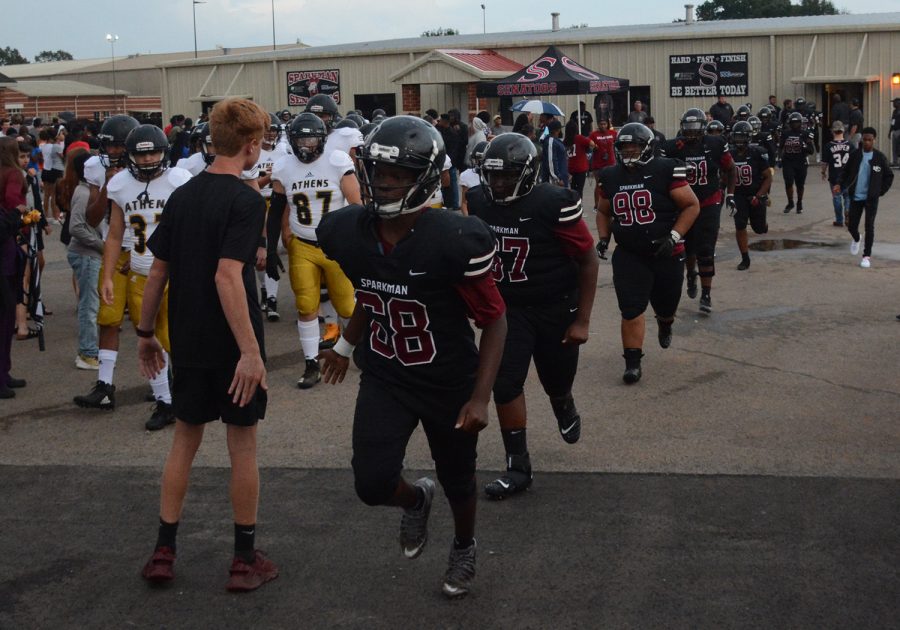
[[698, 62, 718, 87], [518, 57, 555, 82], [561, 55, 600, 81]]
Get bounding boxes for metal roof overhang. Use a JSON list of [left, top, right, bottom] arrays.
[[390, 49, 522, 84], [791, 75, 881, 84], [188, 94, 253, 102]]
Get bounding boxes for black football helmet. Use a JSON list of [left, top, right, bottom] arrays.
[[125, 124, 169, 182], [730, 121, 753, 152], [304, 94, 340, 130], [479, 133, 540, 204], [469, 140, 488, 170], [358, 115, 445, 218], [335, 117, 359, 130], [189, 122, 214, 164], [788, 111, 804, 130], [98, 115, 140, 168], [747, 116, 762, 135], [757, 107, 772, 122], [706, 120, 725, 136], [735, 105, 751, 121], [279, 109, 292, 123], [289, 113, 327, 163], [680, 108, 707, 143], [794, 97, 806, 112], [613, 123, 655, 168], [345, 113, 366, 128], [264, 113, 282, 149]]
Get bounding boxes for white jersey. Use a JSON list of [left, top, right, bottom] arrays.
[[272, 150, 354, 241], [84, 155, 106, 188], [459, 168, 480, 190], [324, 128, 364, 159], [179, 151, 209, 177], [106, 167, 192, 275], [255, 144, 292, 198], [429, 154, 454, 207]]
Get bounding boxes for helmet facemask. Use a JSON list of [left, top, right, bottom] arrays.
[[480, 155, 538, 205], [292, 135, 324, 164], [127, 147, 168, 187], [99, 139, 128, 169], [358, 144, 441, 219]]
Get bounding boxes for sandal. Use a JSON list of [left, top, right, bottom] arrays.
[[16, 328, 40, 341]]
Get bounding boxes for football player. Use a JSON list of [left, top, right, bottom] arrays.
[[458, 140, 487, 217], [821, 120, 851, 227], [596, 123, 699, 383], [778, 112, 815, 213], [729, 121, 772, 270], [468, 133, 598, 499], [316, 116, 507, 599], [178, 123, 214, 177], [749, 115, 778, 169], [270, 113, 360, 388], [662, 108, 736, 315], [304, 93, 340, 131], [78, 125, 191, 430]]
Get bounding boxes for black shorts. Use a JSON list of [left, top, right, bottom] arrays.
[[782, 160, 808, 188], [172, 365, 267, 426], [732, 194, 768, 234], [685, 204, 721, 259], [493, 298, 580, 405], [612, 246, 685, 321], [351, 374, 477, 505], [40, 169, 61, 184]]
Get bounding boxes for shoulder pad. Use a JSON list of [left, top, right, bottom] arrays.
[[328, 149, 353, 170], [533, 184, 583, 224]]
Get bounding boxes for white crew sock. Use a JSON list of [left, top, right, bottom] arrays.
[[298, 319, 320, 360], [320, 299, 338, 324], [98, 349, 118, 385], [149, 351, 172, 404], [265, 275, 279, 300]]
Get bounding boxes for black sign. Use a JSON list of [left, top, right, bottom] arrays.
[[287, 69, 341, 107], [669, 53, 748, 98]]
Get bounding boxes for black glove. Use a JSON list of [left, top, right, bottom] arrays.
[[596, 238, 609, 260], [651, 231, 677, 259], [725, 194, 736, 216], [266, 252, 285, 281]]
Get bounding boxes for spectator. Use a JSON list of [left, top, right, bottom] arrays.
[[848, 98, 864, 149], [0, 136, 28, 397], [576, 100, 593, 136], [830, 93, 850, 129], [709, 95, 733, 125], [627, 100, 648, 124], [779, 99, 794, 128], [490, 114, 504, 137], [593, 93, 614, 127], [564, 119, 594, 198], [589, 118, 617, 210], [645, 116, 666, 154], [465, 117, 487, 168], [40, 127, 65, 223], [65, 150, 103, 370], [475, 110, 491, 127], [540, 119, 568, 187], [890, 98, 900, 168], [512, 112, 531, 134], [440, 109, 468, 209], [767, 95, 781, 121]]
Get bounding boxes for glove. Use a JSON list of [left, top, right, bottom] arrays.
[[725, 194, 736, 216], [651, 230, 679, 259], [751, 194, 767, 207], [266, 252, 285, 281], [596, 238, 609, 260]]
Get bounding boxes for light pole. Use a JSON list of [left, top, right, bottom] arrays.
[[106, 34, 118, 113], [481, 4, 485, 34], [193, 0, 206, 59], [271, 0, 276, 51]]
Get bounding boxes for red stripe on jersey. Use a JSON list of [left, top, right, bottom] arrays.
[[455, 273, 506, 328], [720, 151, 735, 170], [668, 180, 689, 191], [700, 189, 723, 208], [554, 219, 595, 257]]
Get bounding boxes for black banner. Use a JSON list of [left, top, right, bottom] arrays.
[[287, 69, 341, 107], [669, 53, 748, 98]]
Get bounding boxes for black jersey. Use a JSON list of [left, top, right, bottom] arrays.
[[780, 129, 814, 162], [467, 184, 582, 306], [752, 132, 778, 167], [730, 146, 769, 197], [317, 205, 496, 397], [822, 140, 851, 185], [660, 135, 731, 204], [598, 157, 688, 257]]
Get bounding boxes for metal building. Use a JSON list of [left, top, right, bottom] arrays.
[[160, 11, 900, 140]]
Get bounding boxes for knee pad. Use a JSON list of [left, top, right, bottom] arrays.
[[697, 256, 715, 278], [353, 474, 396, 507], [621, 305, 647, 321], [493, 377, 524, 406], [733, 217, 749, 230]]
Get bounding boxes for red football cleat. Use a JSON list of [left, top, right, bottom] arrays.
[[141, 546, 176, 583], [225, 550, 278, 592]]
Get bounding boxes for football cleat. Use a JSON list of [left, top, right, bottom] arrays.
[[656, 317, 673, 349], [319, 323, 340, 350], [622, 350, 643, 385], [74, 381, 116, 410], [400, 477, 435, 559], [265, 297, 280, 322], [550, 394, 581, 444], [225, 550, 279, 592], [141, 546, 176, 583], [737, 258, 751, 271], [686, 271, 698, 299], [145, 400, 175, 431], [783, 201, 794, 213], [699, 294, 712, 314], [442, 540, 476, 599], [484, 454, 533, 499], [296, 359, 321, 389], [796, 201, 803, 214]]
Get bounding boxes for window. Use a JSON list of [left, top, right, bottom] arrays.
[[354, 94, 396, 120]]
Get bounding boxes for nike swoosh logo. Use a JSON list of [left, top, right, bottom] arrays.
[[409, 270, 427, 276], [561, 420, 578, 434], [644, 175, 653, 179], [519, 217, 532, 222], [497, 480, 510, 489], [569, 307, 578, 312]]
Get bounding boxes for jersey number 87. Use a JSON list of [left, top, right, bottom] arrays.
[[293, 190, 333, 226]]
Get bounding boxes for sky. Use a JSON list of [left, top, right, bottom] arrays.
[[6, 0, 900, 62]]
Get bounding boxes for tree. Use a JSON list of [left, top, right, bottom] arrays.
[[0, 47, 28, 65], [34, 50, 74, 63], [421, 27, 459, 37], [695, 0, 838, 20]]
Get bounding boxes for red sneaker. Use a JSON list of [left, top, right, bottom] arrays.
[[225, 550, 278, 592], [141, 546, 176, 582]]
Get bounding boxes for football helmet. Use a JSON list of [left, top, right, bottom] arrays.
[[788, 111, 804, 130], [279, 109, 292, 123], [613, 123, 655, 168], [97, 115, 140, 168], [730, 121, 753, 152], [706, 120, 725, 136], [190, 122, 214, 165], [335, 117, 359, 130], [757, 107, 772, 122], [794, 97, 806, 112], [735, 105, 751, 121], [469, 140, 488, 170], [125, 124, 169, 182], [304, 94, 339, 129], [680, 108, 707, 143], [264, 113, 282, 149], [357, 115, 445, 218], [289, 113, 328, 164], [345, 113, 366, 128], [479, 133, 540, 204], [747, 116, 762, 135]]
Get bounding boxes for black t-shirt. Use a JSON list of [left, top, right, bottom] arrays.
[[823, 140, 851, 184], [849, 108, 864, 132], [467, 184, 582, 306], [148, 171, 266, 369], [598, 157, 688, 256], [317, 205, 496, 398], [730, 146, 769, 196], [660, 135, 731, 204], [578, 110, 593, 135]]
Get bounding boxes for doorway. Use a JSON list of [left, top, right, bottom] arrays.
[[821, 82, 865, 144]]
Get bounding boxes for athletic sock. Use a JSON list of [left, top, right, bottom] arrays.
[[453, 536, 474, 550], [320, 299, 338, 325], [234, 523, 256, 562], [702, 287, 711, 299], [98, 349, 118, 386], [298, 319, 320, 359], [623, 348, 643, 369], [156, 518, 179, 552], [264, 275, 279, 300], [149, 351, 172, 404], [500, 428, 528, 457]]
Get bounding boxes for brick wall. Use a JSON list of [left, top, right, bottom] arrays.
[[401, 84, 421, 115]]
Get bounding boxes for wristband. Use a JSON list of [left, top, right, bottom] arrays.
[[670, 229, 681, 242], [332, 336, 355, 358], [135, 327, 154, 339]]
